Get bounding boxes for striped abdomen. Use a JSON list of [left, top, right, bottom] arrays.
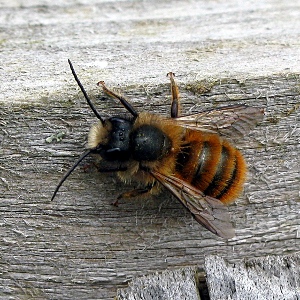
[[175, 130, 247, 204]]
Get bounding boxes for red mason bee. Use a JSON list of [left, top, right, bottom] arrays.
[[52, 60, 264, 239]]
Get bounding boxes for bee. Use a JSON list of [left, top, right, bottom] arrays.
[[51, 60, 264, 239]]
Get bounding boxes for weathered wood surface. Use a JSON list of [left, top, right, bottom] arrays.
[[0, 0, 299, 299], [205, 254, 300, 300], [116, 254, 300, 300], [116, 267, 200, 300]]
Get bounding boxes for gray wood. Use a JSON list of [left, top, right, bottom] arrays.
[[116, 267, 200, 300], [205, 255, 300, 300], [116, 254, 300, 299], [0, 0, 299, 299]]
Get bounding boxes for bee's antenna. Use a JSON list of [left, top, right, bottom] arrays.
[[68, 59, 104, 123], [51, 149, 93, 201]]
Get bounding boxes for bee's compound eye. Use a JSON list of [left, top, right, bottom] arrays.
[[131, 125, 171, 161]]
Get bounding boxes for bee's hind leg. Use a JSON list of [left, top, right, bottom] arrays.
[[167, 72, 180, 118], [113, 183, 155, 206]]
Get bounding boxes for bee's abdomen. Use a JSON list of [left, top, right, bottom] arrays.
[[176, 131, 247, 204]]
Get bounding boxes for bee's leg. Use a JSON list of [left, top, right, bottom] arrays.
[[97, 81, 138, 119], [167, 72, 180, 118], [82, 162, 97, 173], [114, 183, 155, 206], [84, 161, 127, 173], [96, 160, 128, 172]]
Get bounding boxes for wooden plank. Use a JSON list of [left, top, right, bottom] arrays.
[[205, 255, 300, 300], [116, 254, 300, 300], [0, 0, 299, 299], [116, 267, 200, 300]]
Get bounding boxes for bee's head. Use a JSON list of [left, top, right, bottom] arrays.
[[88, 117, 133, 161]]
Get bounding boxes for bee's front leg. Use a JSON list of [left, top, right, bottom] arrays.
[[96, 160, 128, 172], [97, 80, 138, 119], [167, 72, 180, 118]]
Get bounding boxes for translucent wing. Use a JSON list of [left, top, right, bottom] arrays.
[[175, 105, 264, 137], [151, 171, 235, 239]]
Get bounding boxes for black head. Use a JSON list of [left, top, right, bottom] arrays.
[[96, 117, 133, 161], [130, 124, 172, 161]]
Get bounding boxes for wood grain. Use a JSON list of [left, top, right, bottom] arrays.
[[205, 255, 300, 300], [116, 267, 200, 300], [0, 0, 299, 299], [116, 255, 300, 299]]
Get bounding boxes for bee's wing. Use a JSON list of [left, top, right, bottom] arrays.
[[151, 171, 235, 239], [175, 105, 264, 137]]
